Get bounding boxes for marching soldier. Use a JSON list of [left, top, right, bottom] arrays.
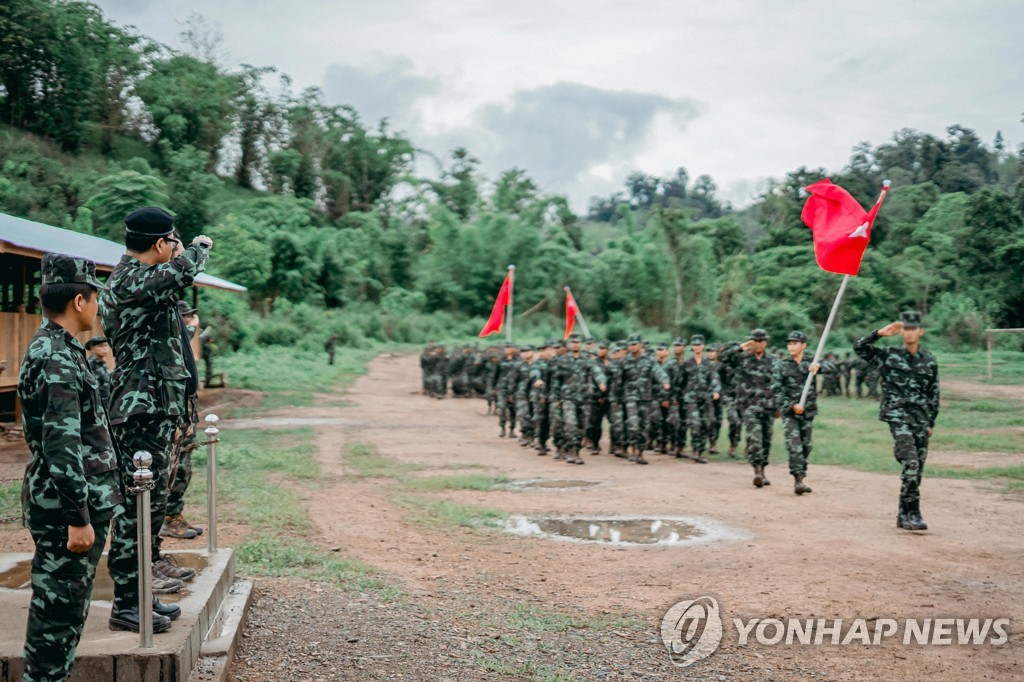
[[514, 345, 537, 447], [668, 338, 688, 457], [530, 341, 555, 455], [557, 333, 607, 464], [19, 255, 131, 681], [719, 328, 777, 487], [495, 345, 519, 437], [585, 340, 611, 453], [623, 335, 670, 464], [706, 345, 724, 454], [854, 311, 939, 531], [679, 335, 721, 463], [771, 331, 834, 495], [606, 343, 628, 456]]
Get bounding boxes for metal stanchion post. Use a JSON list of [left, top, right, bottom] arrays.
[[205, 414, 220, 554], [131, 450, 155, 648]]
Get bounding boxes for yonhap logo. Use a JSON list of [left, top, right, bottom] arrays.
[[661, 596, 723, 667]]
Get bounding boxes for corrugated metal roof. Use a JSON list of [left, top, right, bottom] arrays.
[[0, 211, 247, 292]]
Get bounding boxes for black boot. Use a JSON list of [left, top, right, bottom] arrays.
[[753, 466, 764, 488], [896, 500, 909, 528], [109, 597, 173, 633], [152, 597, 181, 621], [499, 426, 506, 438], [905, 499, 928, 531], [794, 475, 812, 495]]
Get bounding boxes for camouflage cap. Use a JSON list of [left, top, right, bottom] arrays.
[[900, 310, 923, 328], [537, 340, 551, 349], [585, 336, 595, 343], [748, 328, 769, 341], [597, 340, 609, 349], [520, 344, 535, 352], [787, 330, 807, 342], [543, 339, 557, 347], [124, 206, 175, 237], [690, 334, 705, 346], [626, 334, 641, 345], [568, 332, 583, 341], [672, 337, 685, 347], [41, 253, 106, 290], [656, 341, 669, 350], [85, 335, 110, 349]]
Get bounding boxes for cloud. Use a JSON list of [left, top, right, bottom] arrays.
[[469, 82, 702, 192], [321, 56, 440, 127]]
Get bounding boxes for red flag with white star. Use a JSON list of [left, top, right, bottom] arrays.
[[801, 179, 889, 276]]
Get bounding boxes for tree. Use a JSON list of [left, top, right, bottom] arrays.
[[85, 169, 168, 238], [429, 147, 480, 221], [162, 143, 219, 241]]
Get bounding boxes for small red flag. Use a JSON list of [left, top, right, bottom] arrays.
[[564, 291, 580, 339], [479, 273, 512, 337], [801, 179, 888, 276]]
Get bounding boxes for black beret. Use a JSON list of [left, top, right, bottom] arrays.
[[124, 207, 175, 237]]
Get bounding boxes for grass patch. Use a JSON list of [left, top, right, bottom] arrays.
[[0, 481, 20, 524], [392, 494, 506, 529], [504, 603, 644, 633], [345, 443, 424, 479], [934, 350, 1024, 384], [474, 656, 574, 682], [401, 474, 510, 492]]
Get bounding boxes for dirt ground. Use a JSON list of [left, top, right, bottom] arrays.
[[229, 354, 1022, 681]]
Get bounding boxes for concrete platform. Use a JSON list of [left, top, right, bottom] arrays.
[[0, 549, 251, 682]]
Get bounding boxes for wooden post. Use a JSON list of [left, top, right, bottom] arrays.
[[987, 331, 993, 380], [505, 265, 515, 344]]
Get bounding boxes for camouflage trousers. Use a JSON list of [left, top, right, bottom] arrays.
[[624, 398, 650, 449], [166, 430, 196, 518], [608, 401, 625, 449], [549, 400, 565, 450], [427, 373, 446, 397], [516, 396, 535, 439], [497, 391, 516, 430], [587, 399, 608, 449], [666, 402, 681, 448], [532, 398, 550, 447], [108, 415, 178, 601], [562, 400, 590, 451], [686, 399, 714, 454], [722, 395, 742, 447], [782, 414, 813, 477], [742, 407, 774, 468], [708, 398, 723, 446], [648, 402, 671, 448], [889, 421, 930, 504], [23, 510, 112, 682]]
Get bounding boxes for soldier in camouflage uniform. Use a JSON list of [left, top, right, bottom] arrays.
[[855, 311, 939, 531], [622, 335, 670, 464], [102, 207, 211, 630], [419, 344, 433, 395], [18, 255, 141, 682], [448, 347, 466, 397], [495, 345, 519, 438], [822, 352, 842, 396], [547, 340, 569, 458], [85, 336, 113, 409], [529, 341, 555, 455], [162, 301, 204, 540], [484, 346, 501, 412], [556, 333, 607, 464], [678, 335, 722, 463], [513, 345, 536, 447], [840, 352, 853, 398], [705, 345, 724, 454], [605, 343, 628, 456], [719, 328, 777, 487], [668, 338, 687, 457], [771, 331, 834, 495], [585, 340, 611, 453], [650, 342, 673, 454], [715, 343, 743, 458]]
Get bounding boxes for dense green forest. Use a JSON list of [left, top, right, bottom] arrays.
[[2, 0, 1023, 352]]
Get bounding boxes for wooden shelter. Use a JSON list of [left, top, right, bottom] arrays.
[[0, 212, 246, 421]]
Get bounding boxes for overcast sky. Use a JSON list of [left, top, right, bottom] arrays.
[[96, 0, 1024, 210]]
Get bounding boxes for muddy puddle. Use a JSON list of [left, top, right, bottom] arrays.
[[0, 553, 209, 603], [505, 479, 608, 491], [504, 514, 752, 546]]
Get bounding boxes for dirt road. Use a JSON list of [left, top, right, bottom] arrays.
[[231, 353, 1023, 681]]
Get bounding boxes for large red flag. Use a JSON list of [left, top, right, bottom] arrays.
[[564, 291, 580, 339], [478, 273, 512, 337], [801, 179, 888, 276]]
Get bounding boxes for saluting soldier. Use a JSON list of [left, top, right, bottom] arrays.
[[102, 207, 211, 630], [771, 331, 834, 495], [719, 328, 777, 487], [854, 311, 939, 531], [19, 255, 131, 681]]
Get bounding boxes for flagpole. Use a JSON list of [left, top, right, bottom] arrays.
[[798, 180, 891, 408], [563, 286, 592, 338], [506, 265, 515, 343]]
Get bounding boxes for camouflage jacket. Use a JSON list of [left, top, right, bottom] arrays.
[[771, 357, 836, 418], [854, 332, 940, 427], [528, 359, 551, 402], [87, 355, 112, 409], [606, 359, 625, 402], [623, 353, 670, 401], [18, 321, 124, 526], [514, 359, 537, 400], [100, 244, 209, 425], [678, 357, 723, 404], [653, 359, 674, 401], [718, 342, 776, 413], [556, 352, 607, 403], [496, 357, 519, 395]]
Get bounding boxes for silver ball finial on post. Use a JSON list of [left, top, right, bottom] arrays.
[[204, 414, 220, 554], [132, 450, 155, 648]]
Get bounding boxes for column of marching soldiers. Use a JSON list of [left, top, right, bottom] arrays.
[[420, 331, 881, 483]]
